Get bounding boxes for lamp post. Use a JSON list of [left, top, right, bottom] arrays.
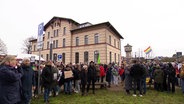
[[50, 37, 53, 60]]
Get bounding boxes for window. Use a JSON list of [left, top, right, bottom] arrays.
[[54, 30, 56, 37], [94, 50, 99, 63], [55, 23, 57, 27], [109, 35, 111, 44], [63, 38, 65, 47], [84, 35, 88, 45], [114, 39, 116, 47], [34, 45, 36, 51], [63, 27, 66, 35], [56, 40, 58, 48], [56, 29, 59, 36], [46, 54, 49, 61], [84, 51, 88, 64], [117, 41, 119, 49], [47, 41, 49, 49], [62, 53, 65, 64], [110, 52, 112, 63], [114, 53, 116, 63], [53, 40, 55, 49], [75, 52, 79, 64], [48, 32, 50, 39], [118, 54, 120, 65], [76, 37, 79, 46], [94, 33, 99, 44]]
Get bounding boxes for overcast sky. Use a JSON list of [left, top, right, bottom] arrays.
[[0, 0, 184, 57]]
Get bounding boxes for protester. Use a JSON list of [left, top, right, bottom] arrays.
[[0, 55, 23, 104], [64, 65, 73, 95], [130, 60, 144, 97], [51, 64, 59, 97], [112, 64, 119, 86], [87, 61, 97, 94], [124, 64, 132, 95], [73, 64, 81, 93], [106, 63, 112, 88], [167, 63, 176, 93], [42, 61, 54, 103], [180, 64, 184, 94], [99, 64, 105, 88], [81, 64, 88, 96], [119, 64, 125, 86], [21, 58, 36, 104], [154, 64, 164, 92]]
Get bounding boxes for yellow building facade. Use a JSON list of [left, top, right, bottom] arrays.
[[30, 17, 123, 65]]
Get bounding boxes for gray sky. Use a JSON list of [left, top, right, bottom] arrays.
[[0, 0, 184, 57]]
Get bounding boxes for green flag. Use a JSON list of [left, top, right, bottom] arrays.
[[97, 54, 100, 64]]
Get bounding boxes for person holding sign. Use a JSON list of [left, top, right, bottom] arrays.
[[64, 65, 73, 95]]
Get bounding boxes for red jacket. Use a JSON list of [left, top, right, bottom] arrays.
[[100, 66, 105, 77], [119, 68, 124, 76]]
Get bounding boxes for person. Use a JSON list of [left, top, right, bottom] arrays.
[[87, 61, 97, 94], [64, 65, 73, 95], [112, 64, 119, 86], [99, 64, 105, 88], [180, 64, 184, 94], [124, 64, 132, 95], [20, 58, 36, 104], [80, 64, 88, 96], [119, 64, 125, 86], [51, 64, 59, 97], [106, 63, 112, 88], [73, 64, 81, 93], [95, 64, 100, 82], [130, 60, 144, 97], [154, 64, 164, 92], [167, 63, 176, 93], [0, 55, 23, 104], [42, 61, 54, 103]]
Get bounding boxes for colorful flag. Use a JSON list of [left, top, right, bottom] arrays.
[[144, 46, 152, 54], [97, 54, 100, 64]]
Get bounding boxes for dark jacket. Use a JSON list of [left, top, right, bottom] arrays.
[[0, 65, 23, 104], [21, 65, 35, 101], [167, 63, 176, 82], [73, 68, 80, 80], [130, 64, 144, 80], [106, 67, 112, 82], [80, 68, 87, 85], [42, 65, 54, 88], [87, 66, 97, 81], [154, 68, 164, 84]]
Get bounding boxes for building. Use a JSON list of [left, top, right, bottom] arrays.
[[30, 16, 123, 64]]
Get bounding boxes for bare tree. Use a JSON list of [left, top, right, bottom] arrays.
[[0, 38, 7, 54], [22, 36, 35, 54]]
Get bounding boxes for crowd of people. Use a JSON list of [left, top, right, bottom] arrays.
[[0, 55, 184, 104]]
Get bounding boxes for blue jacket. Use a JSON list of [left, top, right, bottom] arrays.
[[0, 65, 23, 104], [21, 65, 35, 101]]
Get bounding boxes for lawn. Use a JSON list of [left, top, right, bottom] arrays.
[[31, 87, 184, 104]]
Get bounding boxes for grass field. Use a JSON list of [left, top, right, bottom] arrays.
[[31, 87, 184, 104]]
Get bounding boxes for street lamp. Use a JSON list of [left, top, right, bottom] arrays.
[[50, 37, 53, 60]]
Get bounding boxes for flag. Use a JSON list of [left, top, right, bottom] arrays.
[[97, 54, 100, 64], [144, 46, 152, 54]]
